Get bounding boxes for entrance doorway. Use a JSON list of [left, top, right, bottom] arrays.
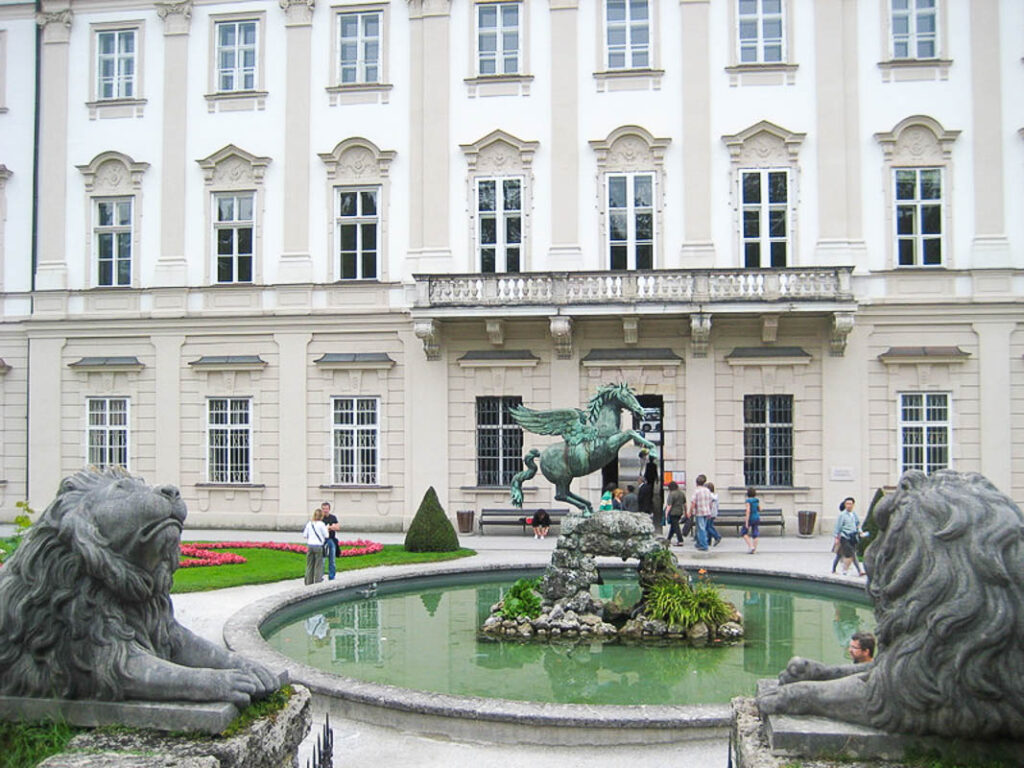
[[601, 394, 664, 503]]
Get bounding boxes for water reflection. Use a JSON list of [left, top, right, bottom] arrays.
[[266, 577, 873, 706]]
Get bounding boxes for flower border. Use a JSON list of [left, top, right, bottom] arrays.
[[178, 539, 384, 568]]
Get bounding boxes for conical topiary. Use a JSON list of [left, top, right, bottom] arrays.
[[404, 486, 460, 552]]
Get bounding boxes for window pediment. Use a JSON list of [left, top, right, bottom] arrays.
[[721, 120, 805, 164], [874, 115, 960, 164], [319, 137, 396, 183], [196, 144, 271, 187], [76, 151, 149, 194], [460, 129, 538, 173], [590, 125, 670, 171]]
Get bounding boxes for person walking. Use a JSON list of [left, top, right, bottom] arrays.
[[833, 497, 864, 576], [705, 481, 722, 547], [302, 508, 329, 585], [664, 481, 687, 546], [743, 487, 761, 554], [320, 500, 340, 580], [690, 474, 713, 551]]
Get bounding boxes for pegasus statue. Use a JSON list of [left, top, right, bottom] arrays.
[[509, 383, 659, 516]]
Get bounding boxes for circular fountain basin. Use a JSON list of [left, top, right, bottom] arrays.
[[224, 560, 871, 746]]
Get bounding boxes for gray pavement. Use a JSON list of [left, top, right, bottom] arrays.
[[169, 527, 865, 767]]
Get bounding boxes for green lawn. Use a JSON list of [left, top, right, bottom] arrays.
[[170, 544, 476, 593]]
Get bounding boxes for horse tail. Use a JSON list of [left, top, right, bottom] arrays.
[[510, 449, 541, 508]]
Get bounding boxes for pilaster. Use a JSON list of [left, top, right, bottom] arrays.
[[678, 0, 714, 267], [153, 335, 184, 481], [276, 332, 311, 516], [34, 7, 72, 290], [547, 0, 582, 268], [975, 321, 1014, 490], [27, 336, 64, 508]]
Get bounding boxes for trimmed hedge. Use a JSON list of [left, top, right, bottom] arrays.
[[404, 486, 460, 552]]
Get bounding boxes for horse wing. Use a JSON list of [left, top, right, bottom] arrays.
[[510, 405, 588, 442]]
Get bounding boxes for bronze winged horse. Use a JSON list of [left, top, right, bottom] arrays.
[[508, 383, 659, 516]]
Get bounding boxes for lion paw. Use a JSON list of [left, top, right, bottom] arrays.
[[779, 656, 829, 684]]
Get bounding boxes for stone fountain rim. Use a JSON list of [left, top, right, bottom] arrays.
[[223, 559, 868, 740]]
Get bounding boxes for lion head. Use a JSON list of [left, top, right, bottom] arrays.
[[0, 467, 188, 700], [863, 470, 1024, 738]]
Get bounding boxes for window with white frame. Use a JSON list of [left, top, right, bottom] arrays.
[[87, 397, 129, 469], [476, 396, 523, 486], [891, 0, 937, 59], [477, 2, 520, 76], [207, 397, 251, 483], [894, 168, 942, 267], [605, 0, 649, 70], [744, 394, 793, 487], [215, 19, 257, 92], [607, 172, 653, 270], [95, 197, 133, 286], [740, 169, 789, 268], [737, 0, 784, 64], [214, 192, 254, 283], [337, 187, 378, 280], [96, 29, 137, 99], [477, 177, 522, 273], [899, 392, 949, 474], [338, 10, 381, 84], [332, 396, 379, 485]]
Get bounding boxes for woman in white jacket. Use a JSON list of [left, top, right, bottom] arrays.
[[302, 508, 330, 585]]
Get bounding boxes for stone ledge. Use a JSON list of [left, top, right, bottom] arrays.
[[0, 696, 237, 735]]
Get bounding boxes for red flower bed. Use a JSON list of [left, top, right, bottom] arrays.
[[177, 539, 384, 568]]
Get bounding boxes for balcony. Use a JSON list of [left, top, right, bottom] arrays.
[[413, 267, 854, 311]]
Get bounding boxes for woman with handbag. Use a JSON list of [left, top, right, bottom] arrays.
[[832, 497, 864, 576], [302, 508, 330, 585]]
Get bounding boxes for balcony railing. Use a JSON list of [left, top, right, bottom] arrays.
[[414, 267, 854, 308]]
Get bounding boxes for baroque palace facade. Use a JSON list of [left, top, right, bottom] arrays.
[[0, 0, 1021, 530]]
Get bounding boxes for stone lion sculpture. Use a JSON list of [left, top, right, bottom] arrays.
[[0, 468, 281, 708], [759, 470, 1024, 739]]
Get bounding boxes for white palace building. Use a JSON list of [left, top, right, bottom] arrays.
[[0, 0, 1021, 531]]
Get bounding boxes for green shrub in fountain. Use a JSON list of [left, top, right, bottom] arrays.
[[404, 486, 460, 553], [497, 577, 542, 620]]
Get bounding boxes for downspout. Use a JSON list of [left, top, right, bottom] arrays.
[[26, 0, 42, 499]]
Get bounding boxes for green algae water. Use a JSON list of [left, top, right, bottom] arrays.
[[263, 570, 873, 706]]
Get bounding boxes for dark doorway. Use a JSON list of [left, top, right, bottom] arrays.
[[601, 394, 664, 497]]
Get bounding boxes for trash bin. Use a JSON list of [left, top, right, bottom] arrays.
[[456, 509, 476, 534], [797, 509, 817, 537]]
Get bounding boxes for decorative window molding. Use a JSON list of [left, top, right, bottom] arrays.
[[69, 356, 145, 372], [725, 0, 797, 87], [206, 12, 267, 111], [878, 346, 969, 364], [460, 130, 538, 274], [581, 348, 682, 368], [725, 346, 811, 366], [314, 352, 395, 370], [87, 22, 146, 119], [457, 350, 539, 368], [594, 0, 663, 91], [328, 3, 393, 106], [721, 121, 804, 269], [874, 115, 959, 269], [319, 137, 395, 282], [197, 145, 270, 285], [189, 355, 267, 371], [878, 0, 951, 82], [590, 125, 670, 272], [76, 151, 149, 289]]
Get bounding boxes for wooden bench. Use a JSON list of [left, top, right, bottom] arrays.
[[479, 508, 571, 535], [714, 507, 785, 534]]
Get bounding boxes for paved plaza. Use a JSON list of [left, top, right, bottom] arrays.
[[172, 527, 865, 767]]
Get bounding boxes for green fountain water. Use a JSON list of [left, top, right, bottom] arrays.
[[263, 570, 872, 707]]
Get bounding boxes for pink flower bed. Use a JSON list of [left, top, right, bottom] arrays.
[[178, 539, 384, 568]]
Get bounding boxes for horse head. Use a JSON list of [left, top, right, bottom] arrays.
[[588, 383, 644, 422]]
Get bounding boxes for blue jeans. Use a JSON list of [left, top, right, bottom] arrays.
[[325, 539, 337, 579], [706, 518, 721, 544], [695, 516, 709, 550]]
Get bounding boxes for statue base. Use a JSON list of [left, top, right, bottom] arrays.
[[0, 695, 238, 735], [733, 684, 1023, 766]]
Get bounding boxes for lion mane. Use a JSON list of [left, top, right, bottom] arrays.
[[0, 467, 186, 700], [863, 470, 1024, 738]]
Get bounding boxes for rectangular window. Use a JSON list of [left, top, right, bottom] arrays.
[[895, 168, 942, 267], [477, 177, 522, 273], [332, 396, 380, 485], [608, 172, 654, 270], [339, 11, 381, 84], [215, 192, 254, 283], [87, 397, 129, 469], [95, 198, 133, 287], [477, 3, 520, 76], [744, 394, 793, 487], [737, 0, 784, 64], [899, 393, 949, 474], [476, 396, 523, 486], [606, 0, 649, 70], [337, 187, 378, 280], [208, 397, 251, 483], [741, 169, 788, 268], [891, 0, 937, 59], [96, 29, 136, 99], [216, 20, 257, 92]]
